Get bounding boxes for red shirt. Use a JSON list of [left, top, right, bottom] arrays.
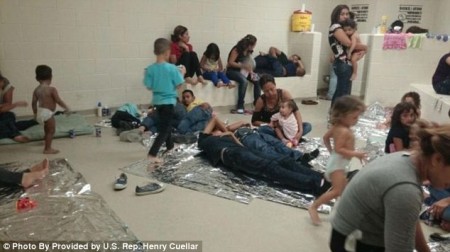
[[170, 42, 193, 62]]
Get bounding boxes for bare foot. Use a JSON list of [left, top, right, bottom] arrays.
[[198, 76, 206, 84], [148, 155, 163, 163], [13, 135, 30, 143], [21, 159, 49, 188], [185, 77, 197, 85], [228, 83, 236, 89], [308, 206, 322, 225], [43, 148, 60, 154], [30, 158, 49, 173], [217, 82, 226, 88], [350, 73, 357, 81]]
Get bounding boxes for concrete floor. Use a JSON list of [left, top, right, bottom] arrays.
[[0, 99, 440, 252]]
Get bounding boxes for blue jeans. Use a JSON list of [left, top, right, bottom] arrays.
[[177, 106, 212, 134], [426, 187, 450, 221], [226, 69, 261, 110], [240, 132, 303, 161], [254, 55, 284, 77], [221, 146, 323, 195], [203, 71, 231, 86], [257, 123, 312, 137], [142, 103, 186, 133], [327, 63, 338, 99], [433, 77, 450, 95], [331, 60, 353, 106]]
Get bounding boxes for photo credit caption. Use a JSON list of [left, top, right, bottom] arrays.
[[1, 241, 202, 251]]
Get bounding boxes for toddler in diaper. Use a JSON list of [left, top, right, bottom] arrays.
[[32, 65, 70, 154], [37, 108, 54, 124], [309, 95, 367, 225]]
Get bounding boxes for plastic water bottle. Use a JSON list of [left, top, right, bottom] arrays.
[[97, 102, 102, 117]]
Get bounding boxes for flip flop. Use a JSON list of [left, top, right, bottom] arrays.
[[230, 109, 253, 115], [301, 99, 319, 105]]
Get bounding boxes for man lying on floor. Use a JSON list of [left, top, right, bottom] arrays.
[[197, 116, 330, 196]]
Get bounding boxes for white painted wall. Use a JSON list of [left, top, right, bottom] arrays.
[[0, 0, 335, 116], [433, 0, 450, 34], [1, 0, 448, 116], [363, 34, 450, 106]]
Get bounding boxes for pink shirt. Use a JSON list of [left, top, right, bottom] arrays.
[[271, 112, 298, 140]]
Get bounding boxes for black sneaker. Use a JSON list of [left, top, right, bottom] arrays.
[[299, 148, 320, 163], [135, 182, 165, 196], [114, 173, 127, 190]]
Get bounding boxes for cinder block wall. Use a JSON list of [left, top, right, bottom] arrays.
[[1, 0, 318, 116]]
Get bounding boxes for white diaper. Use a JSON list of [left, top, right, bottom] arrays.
[[325, 152, 351, 181], [38, 108, 54, 123]]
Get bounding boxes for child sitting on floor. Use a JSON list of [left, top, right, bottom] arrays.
[[32, 65, 70, 154], [309, 95, 366, 225], [385, 102, 418, 153], [342, 19, 366, 81], [401, 91, 421, 118], [270, 100, 299, 147], [200, 43, 235, 88]]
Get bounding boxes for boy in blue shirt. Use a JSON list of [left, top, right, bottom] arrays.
[[144, 38, 185, 163]]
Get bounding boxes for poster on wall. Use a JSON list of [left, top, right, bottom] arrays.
[[350, 4, 369, 22], [398, 4, 423, 24]]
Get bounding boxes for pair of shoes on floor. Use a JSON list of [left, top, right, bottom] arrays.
[[114, 173, 165, 195]]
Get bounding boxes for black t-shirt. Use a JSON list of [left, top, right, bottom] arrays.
[[385, 126, 410, 153], [251, 89, 284, 123]]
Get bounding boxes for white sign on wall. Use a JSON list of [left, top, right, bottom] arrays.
[[350, 4, 369, 22], [398, 4, 423, 24]]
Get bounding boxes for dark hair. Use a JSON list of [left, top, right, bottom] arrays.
[[258, 74, 276, 89], [154, 38, 170, 55], [401, 91, 421, 109], [389, 20, 404, 32], [284, 100, 298, 113], [204, 43, 220, 61], [413, 121, 450, 165], [171, 25, 188, 43], [235, 34, 257, 55], [35, 65, 52, 81], [391, 102, 417, 128], [0, 71, 9, 87], [406, 26, 429, 34], [330, 5, 350, 24], [330, 95, 365, 125], [349, 11, 355, 20], [182, 89, 194, 97], [341, 18, 357, 29]]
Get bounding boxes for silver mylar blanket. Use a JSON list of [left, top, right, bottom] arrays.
[[122, 144, 331, 213], [0, 159, 139, 250]]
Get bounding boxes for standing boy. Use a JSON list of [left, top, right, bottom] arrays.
[[144, 38, 185, 163], [32, 65, 70, 154]]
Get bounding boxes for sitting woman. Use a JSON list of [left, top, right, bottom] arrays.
[[0, 71, 30, 143], [385, 102, 417, 153], [198, 116, 329, 196], [252, 74, 312, 140], [169, 25, 205, 85], [254, 47, 306, 77]]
